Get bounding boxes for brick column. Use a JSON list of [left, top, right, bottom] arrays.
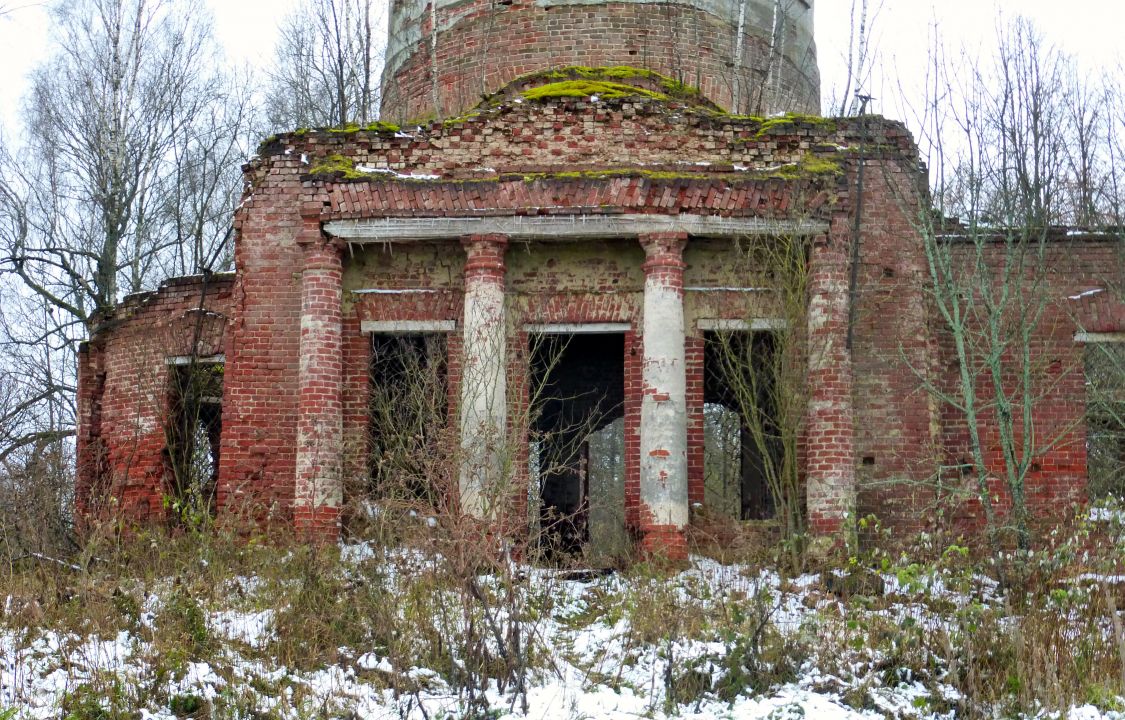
[[806, 232, 856, 540], [638, 232, 689, 559], [74, 340, 105, 525], [294, 210, 343, 540], [460, 234, 508, 519]]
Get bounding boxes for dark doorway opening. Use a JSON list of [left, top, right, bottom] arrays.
[[368, 334, 449, 504], [166, 361, 223, 522], [703, 330, 780, 520], [529, 332, 626, 559]]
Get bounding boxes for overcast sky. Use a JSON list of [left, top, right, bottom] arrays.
[[0, 0, 1120, 142]]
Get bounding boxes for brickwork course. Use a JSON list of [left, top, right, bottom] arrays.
[[75, 1, 1124, 559]]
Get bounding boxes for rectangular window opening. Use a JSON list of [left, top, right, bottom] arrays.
[[166, 360, 224, 522], [702, 330, 781, 521], [1086, 341, 1125, 501], [367, 333, 450, 505]]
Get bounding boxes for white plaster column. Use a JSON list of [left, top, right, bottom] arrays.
[[638, 232, 689, 555], [460, 233, 509, 518]]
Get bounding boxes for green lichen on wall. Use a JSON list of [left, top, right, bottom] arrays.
[[698, 111, 838, 137], [753, 113, 837, 137], [257, 121, 402, 156], [442, 111, 481, 127], [469, 65, 716, 111], [507, 158, 841, 183], [535, 65, 702, 101]]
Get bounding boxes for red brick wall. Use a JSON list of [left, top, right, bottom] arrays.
[[233, 103, 887, 544], [76, 275, 233, 525], [847, 155, 943, 537], [219, 155, 307, 526], [932, 238, 1123, 539]]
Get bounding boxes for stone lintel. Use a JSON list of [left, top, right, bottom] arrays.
[[326, 215, 829, 243], [361, 320, 457, 333], [524, 322, 632, 334]]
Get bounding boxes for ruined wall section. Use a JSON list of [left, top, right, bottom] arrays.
[[256, 101, 902, 184], [381, 0, 819, 122], [847, 150, 944, 537], [76, 275, 233, 524], [220, 153, 308, 525], [936, 237, 1124, 538]]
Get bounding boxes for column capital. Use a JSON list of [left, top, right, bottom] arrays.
[[299, 234, 343, 272], [639, 232, 687, 274], [297, 209, 328, 247], [461, 233, 509, 248], [462, 233, 509, 281]]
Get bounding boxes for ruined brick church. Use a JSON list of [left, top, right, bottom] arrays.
[[76, 0, 1123, 558]]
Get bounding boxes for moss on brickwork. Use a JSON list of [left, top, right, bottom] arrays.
[[306, 154, 371, 180], [534, 65, 701, 101], [327, 121, 402, 134], [753, 113, 838, 137], [521, 80, 669, 102], [765, 154, 843, 179], [507, 156, 841, 183], [471, 65, 718, 112], [257, 121, 402, 156]]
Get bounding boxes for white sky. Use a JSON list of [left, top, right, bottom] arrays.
[[0, 0, 1121, 143]]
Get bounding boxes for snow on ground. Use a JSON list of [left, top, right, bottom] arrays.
[[2, 547, 1124, 719]]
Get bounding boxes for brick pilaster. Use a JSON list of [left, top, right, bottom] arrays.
[[74, 341, 104, 525], [294, 211, 343, 541], [806, 231, 856, 538]]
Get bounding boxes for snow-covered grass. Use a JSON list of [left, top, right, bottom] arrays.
[[2, 527, 1125, 719]]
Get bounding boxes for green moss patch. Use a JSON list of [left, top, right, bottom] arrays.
[[536, 65, 701, 100], [472, 65, 721, 113], [327, 121, 402, 134], [764, 154, 843, 179], [507, 158, 841, 183], [750, 113, 838, 138], [306, 154, 370, 180], [520, 80, 669, 102]]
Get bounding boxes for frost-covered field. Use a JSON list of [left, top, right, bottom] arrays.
[[2, 542, 1123, 719]]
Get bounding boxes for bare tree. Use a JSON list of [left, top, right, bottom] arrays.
[[705, 235, 811, 570], [906, 18, 1115, 556], [265, 0, 384, 130], [824, 0, 884, 116], [0, 0, 244, 327], [0, 0, 255, 531]]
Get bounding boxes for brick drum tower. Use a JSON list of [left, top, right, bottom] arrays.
[[381, 0, 820, 122], [77, 0, 1121, 560]]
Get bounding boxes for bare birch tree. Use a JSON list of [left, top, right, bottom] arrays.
[[0, 0, 255, 532], [264, 0, 385, 130], [0, 0, 245, 327]]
